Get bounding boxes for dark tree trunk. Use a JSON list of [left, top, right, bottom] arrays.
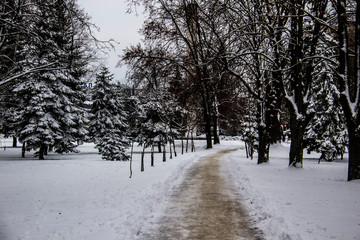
[[141, 145, 145, 172], [172, 138, 177, 157], [39, 143, 46, 160], [186, 130, 189, 153], [257, 124, 269, 164], [151, 140, 154, 167], [289, 118, 305, 167], [182, 137, 184, 155], [158, 141, 162, 153], [245, 142, 249, 158], [347, 0, 360, 181], [12, 137, 17, 147], [213, 113, 220, 145], [163, 144, 166, 162], [129, 141, 134, 178], [22, 142, 26, 158], [336, 0, 360, 181], [347, 125, 360, 181]]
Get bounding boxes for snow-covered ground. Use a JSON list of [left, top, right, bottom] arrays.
[[224, 143, 360, 240], [1, 138, 359, 240]]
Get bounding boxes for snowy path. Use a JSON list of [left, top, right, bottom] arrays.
[[139, 149, 262, 240]]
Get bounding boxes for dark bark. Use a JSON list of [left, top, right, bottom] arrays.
[[336, 0, 360, 180], [12, 137, 17, 147], [141, 145, 145, 172], [172, 138, 177, 157], [163, 144, 166, 162], [158, 141, 162, 153], [287, 1, 306, 167], [129, 141, 134, 178], [151, 140, 154, 167], [347, 124, 360, 181], [257, 124, 269, 164], [347, 0, 360, 180], [186, 130, 190, 153], [245, 142, 249, 158], [39, 143, 46, 160], [181, 137, 184, 155], [288, 116, 305, 167], [22, 142, 26, 158]]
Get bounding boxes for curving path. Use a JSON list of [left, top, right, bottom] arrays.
[[140, 149, 262, 240]]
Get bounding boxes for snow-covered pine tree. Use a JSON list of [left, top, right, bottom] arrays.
[[305, 72, 348, 162], [10, 0, 90, 159], [89, 67, 130, 161]]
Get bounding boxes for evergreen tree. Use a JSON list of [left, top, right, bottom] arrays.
[[305, 72, 348, 162], [89, 67, 130, 161], [10, 0, 90, 159]]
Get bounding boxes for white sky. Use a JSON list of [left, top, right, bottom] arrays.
[[77, 0, 145, 83]]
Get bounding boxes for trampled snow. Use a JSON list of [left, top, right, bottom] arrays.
[[1, 139, 359, 240]]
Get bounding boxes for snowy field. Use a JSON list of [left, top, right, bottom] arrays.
[[1, 138, 359, 240]]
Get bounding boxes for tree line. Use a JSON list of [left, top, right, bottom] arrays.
[[0, 0, 106, 159], [123, 0, 360, 181]]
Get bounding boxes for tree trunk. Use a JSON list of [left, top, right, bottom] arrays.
[[163, 144, 166, 162], [289, 119, 305, 167], [347, 0, 360, 181], [39, 143, 46, 160], [12, 136, 17, 147], [181, 137, 184, 155], [186, 130, 190, 153], [141, 144, 145, 172], [129, 141, 134, 178], [158, 141, 162, 153], [151, 140, 154, 167], [22, 142, 26, 158], [172, 138, 177, 157], [336, 0, 360, 181], [191, 129, 196, 152], [257, 124, 269, 164], [347, 125, 360, 181], [245, 141, 249, 158], [213, 97, 220, 145]]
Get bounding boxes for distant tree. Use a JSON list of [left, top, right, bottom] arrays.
[[89, 67, 130, 161]]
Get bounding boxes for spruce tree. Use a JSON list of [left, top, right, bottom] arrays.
[[89, 67, 130, 161], [10, 0, 90, 159], [305, 73, 348, 162]]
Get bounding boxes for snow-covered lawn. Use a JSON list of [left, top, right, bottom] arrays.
[[1, 139, 359, 240], [224, 143, 360, 240]]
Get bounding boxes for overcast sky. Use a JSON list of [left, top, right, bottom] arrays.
[[77, 0, 145, 83]]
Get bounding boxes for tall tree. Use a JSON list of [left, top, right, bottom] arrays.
[[334, 0, 360, 180], [89, 67, 130, 161], [6, 0, 92, 159]]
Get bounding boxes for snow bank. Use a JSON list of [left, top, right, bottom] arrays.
[[223, 143, 360, 240]]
